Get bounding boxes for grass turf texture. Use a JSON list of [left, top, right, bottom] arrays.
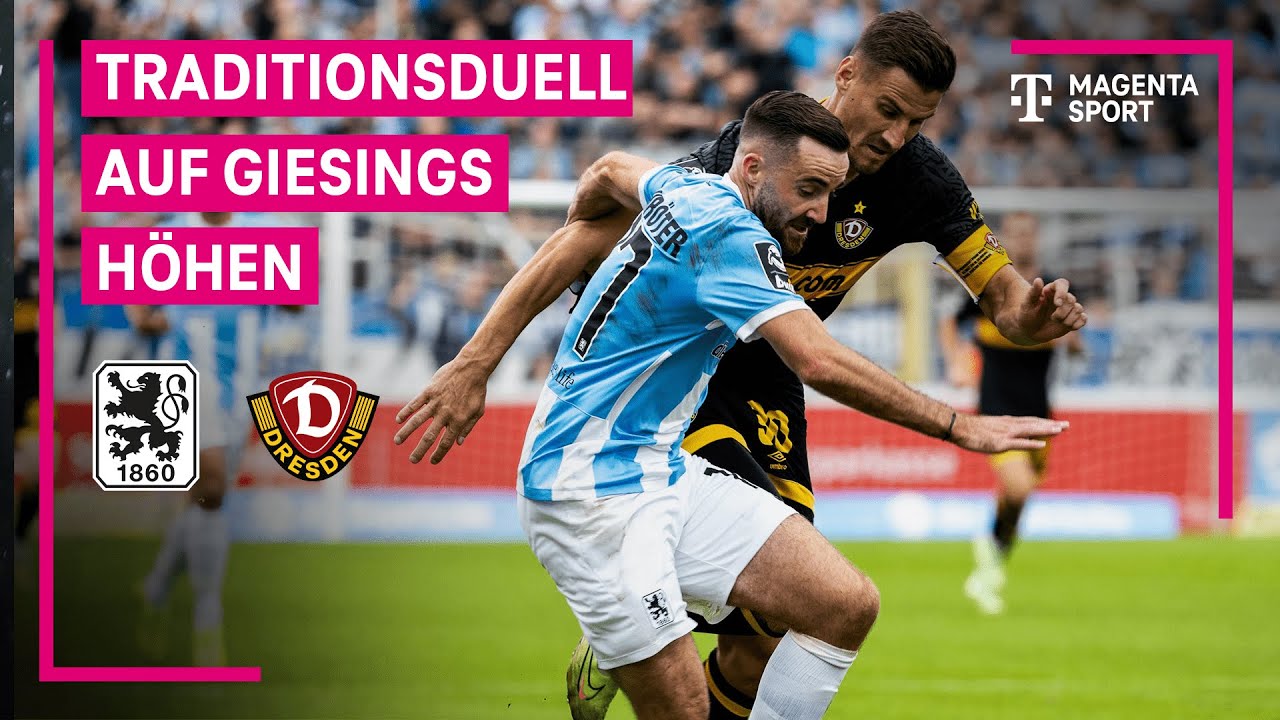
[[15, 537, 1280, 719]]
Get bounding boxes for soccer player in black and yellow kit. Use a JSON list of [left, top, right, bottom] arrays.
[[395, 11, 1086, 720], [939, 211, 1085, 615]]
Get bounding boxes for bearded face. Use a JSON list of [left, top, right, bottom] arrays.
[[753, 178, 817, 255]]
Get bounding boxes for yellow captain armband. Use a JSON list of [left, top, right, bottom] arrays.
[[933, 225, 1012, 301]]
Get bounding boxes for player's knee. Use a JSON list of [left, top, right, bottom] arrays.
[[686, 686, 710, 719], [193, 448, 229, 509], [191, 474, 227, 510], [1002, 481, 1034, 505], [718, 636, 781, 696], [997, 462, 1038, 502], [850, 572, 881, 631], [193, 493, 224, 511], [631, 681, 707, 720], [825, 571, 880, 649], [667, 666, 709, 720]]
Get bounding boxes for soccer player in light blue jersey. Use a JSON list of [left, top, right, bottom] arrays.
[[399, 92, 1068, 720], [130, 211, 267, 667]]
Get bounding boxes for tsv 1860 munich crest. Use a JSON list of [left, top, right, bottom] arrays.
[[93, 361, 199, 491], [246, 371, 379, 481]]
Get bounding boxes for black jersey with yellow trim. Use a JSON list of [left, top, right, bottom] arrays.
[[673, 119, 1011, 321], [675, 119, 1015, 511]]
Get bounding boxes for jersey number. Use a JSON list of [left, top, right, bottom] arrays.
[[573, 219, 654, 359]]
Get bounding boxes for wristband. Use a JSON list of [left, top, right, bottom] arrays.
[[941, 411, 957, 442]]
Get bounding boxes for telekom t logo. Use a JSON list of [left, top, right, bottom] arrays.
[[1011, 74, 1053, 122]]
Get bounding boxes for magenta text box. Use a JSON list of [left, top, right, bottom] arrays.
[[82, 134, 509, 213], [81, 226, 320, 305], [82, 40, 632, 118]]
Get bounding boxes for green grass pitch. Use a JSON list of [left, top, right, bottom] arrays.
[[15, 537, 1280, 719]]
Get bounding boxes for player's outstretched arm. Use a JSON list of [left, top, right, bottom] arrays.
[[979, 266, 1088, 346], [394, 211, 635, 464], [757, 308, 1067, 453]]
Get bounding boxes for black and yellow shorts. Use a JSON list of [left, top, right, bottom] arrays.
[[683, 377, 815, 522]]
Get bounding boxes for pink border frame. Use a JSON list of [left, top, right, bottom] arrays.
[[38, 40, 262, 683], [1011, 39, 1235, 521], [31, 36, 1238, 682]]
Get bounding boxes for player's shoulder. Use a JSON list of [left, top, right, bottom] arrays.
[[671, 120, 743, 176], [648, 164, 744, 213], [875, 134, 971, 200]]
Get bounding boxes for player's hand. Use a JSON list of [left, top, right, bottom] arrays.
[[949, 413, 1068, 454], [1019, 278, 1087, 344], [393, 357, 490, 465]]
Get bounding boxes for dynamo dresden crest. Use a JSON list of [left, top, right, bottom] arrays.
[[834, 217, 874, 250], [246, 371, 379, 482], [93, 361, 199, 491]]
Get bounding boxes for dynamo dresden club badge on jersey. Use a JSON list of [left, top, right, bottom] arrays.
[[93, 361, 199, 491], [246, 371, 379, 482]]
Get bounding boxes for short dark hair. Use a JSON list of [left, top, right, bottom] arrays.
[[853, 10, 956, 93], [740, 91, 850, 157]]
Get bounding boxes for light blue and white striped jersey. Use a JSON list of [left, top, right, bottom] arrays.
[[518, 165, 809, 501], [161, 304, 264, 412], [156, 214, 269, 411]]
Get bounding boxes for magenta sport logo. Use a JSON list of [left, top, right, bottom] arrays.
[[1011, 70, 1200, 124]]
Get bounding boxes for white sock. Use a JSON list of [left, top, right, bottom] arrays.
[[183, 505, 230, 631], [749, 631, 858, 720], [143, 506, 192, 606]]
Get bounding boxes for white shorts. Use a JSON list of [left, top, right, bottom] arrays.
[[519, 452, 796, 670]]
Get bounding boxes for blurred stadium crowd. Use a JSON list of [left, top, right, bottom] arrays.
[[14, 0, 1280, 391]]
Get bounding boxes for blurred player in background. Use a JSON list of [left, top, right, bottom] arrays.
[[939, 211, 1085, 615], [395, 11, 1087, 720], [128, 211, 266, 666], [14, 197, 41, 582]]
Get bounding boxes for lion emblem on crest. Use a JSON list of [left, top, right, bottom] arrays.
[[103, 370, 190, 462]]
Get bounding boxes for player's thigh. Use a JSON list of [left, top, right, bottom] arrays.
[[193, 395, 232, 505], [990, 450, 1039, 499], [609, 634, 708, 720], [1031, 442, 1050, 477], [680, 435, 790, 634], [727, 514, 877, 645], [518, 489, 697, 671], [193, 447, 227, 508], [673, 453, 796, 615]]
